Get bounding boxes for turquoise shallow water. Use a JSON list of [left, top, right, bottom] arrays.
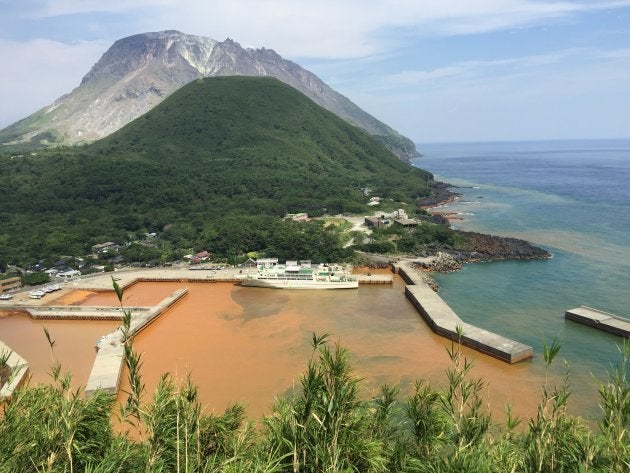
[[413, 139, 629, 413]]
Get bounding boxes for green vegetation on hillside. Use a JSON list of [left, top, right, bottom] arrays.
[[0, 77, 432, 266]]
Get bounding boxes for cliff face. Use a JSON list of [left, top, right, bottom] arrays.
[[0, 30, 417, 160]]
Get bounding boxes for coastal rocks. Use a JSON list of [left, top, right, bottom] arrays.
[[418, 252, 462, 272], [452, 231, 551, 262], [416, 182, 461, 208]]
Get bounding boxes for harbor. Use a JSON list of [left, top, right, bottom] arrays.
[[0, 268, 600, 420]]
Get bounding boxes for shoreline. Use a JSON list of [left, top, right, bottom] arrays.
[[415, 181, 551, 270]]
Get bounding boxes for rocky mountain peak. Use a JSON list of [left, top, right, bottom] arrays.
[[1, 30, 418, 160]]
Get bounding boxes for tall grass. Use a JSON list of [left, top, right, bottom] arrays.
[[0, 284, 628, 472]]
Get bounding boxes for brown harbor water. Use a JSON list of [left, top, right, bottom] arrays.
[[1, 275, 597, 423]]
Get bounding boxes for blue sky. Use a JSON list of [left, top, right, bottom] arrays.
[[1, 0, 629, 142]]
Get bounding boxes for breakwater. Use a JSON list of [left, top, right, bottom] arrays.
[[394, 262, 533, 363], [0, 340, 29, 399], [565, 306, 630, 338], [85, 288, 188, 395]]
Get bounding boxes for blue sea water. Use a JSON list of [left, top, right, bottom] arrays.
[[413, 139, 629, 412]]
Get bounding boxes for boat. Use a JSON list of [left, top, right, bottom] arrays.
[[237, 258, 358, 289], [29, 290, 45, 299], [0, 293, 13, 300]]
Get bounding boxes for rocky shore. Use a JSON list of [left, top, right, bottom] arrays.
[[416, 181, 461, 208], [414, 181, 551, 271], [416, 232, 551, 272]]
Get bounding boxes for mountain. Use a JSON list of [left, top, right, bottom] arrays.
[[0, 76, 432, 263], [0, 30, 417, 160]]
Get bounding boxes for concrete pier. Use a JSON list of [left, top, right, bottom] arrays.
[[565, 306, 630, 338], [356, 274, 393, 284], [395, 262, 533, 363], [0, 341, 29, 399], [27, 306, 151, 320], [85, 288, 188, 395]]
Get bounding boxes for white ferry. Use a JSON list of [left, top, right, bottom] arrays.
[[238, 258, 358, 289]]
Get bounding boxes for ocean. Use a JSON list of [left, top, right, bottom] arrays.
[[413, 139, 630, 408]]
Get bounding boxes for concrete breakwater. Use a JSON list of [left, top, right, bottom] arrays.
[[394, 262, 533, 364], [0, 340, 29, 399], [27, 306, 152, 320], [85, 288, 188, 395], [565, 306, 630, 338]]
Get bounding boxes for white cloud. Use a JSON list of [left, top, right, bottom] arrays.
[[379, 50, 577, 89], [347, 47, 630, 141], [0, 38, 107, 127], [31, 1, 630, 59]]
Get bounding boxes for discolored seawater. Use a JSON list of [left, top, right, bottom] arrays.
[[1, 276, 606, 422], [414, 139, 630, 419]]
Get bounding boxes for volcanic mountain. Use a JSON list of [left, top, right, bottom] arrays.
[[0, 30, 417, 160], [0, 76, 432, 262]]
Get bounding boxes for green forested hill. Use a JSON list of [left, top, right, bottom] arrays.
[[0, 77, 432, 264]]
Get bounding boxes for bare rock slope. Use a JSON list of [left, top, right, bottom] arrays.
[[0, 30, 417, 160]]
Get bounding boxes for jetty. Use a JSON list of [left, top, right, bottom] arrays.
[[565, 306, 630, 338], [26, 306, 151, 320], [394, 262, 533, 363], [85, 288, 188, 395], [356, 274, 393, 284], [0, 341, 29, 399]]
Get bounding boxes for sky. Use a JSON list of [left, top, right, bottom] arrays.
[[1, 0, 629, 143]]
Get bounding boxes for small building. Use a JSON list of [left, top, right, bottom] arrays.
[[0, 276, 22, 293], [394, 218, 418, 227], [365, 216, 387, 229], [240, 258, 258, 268], [284, 213, 309, 222], [91, 242, 119, 254], [190, 251, 211, 265]]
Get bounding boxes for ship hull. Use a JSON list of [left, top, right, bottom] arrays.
[[239, 278, 358, 289]]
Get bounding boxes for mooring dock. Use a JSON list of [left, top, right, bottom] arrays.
[[394, 262, 533, 363], [85, 288, 188, 395], [565, 306, 630, 338]]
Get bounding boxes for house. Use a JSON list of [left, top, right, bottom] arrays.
[[0, 276, 22, 293], [91, 242, 119, 254], [365, 216, 387, 229], [240, 258, 258, 268], [191, 250, 211, 264]]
